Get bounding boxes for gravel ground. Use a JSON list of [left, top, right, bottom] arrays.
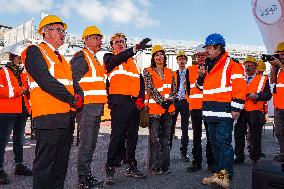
[[1, 119, 278, 189]]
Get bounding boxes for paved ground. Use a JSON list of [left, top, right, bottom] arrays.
[[1, 118, 278, 189]]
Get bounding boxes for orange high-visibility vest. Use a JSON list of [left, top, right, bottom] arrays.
[[0, 66, 31, 114], [188, 65, 203, 110], [107, 57, 140, 97], [147, 67, 175, 115], [273, 69, 284, 109], [244, 75, 268, 111], [202, 53, 246, 119], [78, 48, 107, 104], [22, 42, 74, 118]]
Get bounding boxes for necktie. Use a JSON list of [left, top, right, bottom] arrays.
[[54, 50, 62, 62], [247, 76, 252, 83]]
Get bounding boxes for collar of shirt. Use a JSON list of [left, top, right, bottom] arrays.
[[179, 68, 186, 74], [43, 40, 57, 52], [247, 73, 256, 83]]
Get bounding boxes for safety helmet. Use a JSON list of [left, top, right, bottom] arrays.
[[275, 42, 284, 53], [257, 60, 266, 71], [203, 33, 226, 47], [5, 43, 24, 56], [176, 51, 188, 60], [244, 55, 257, 65], [110, 32, 127, 45], [38, 15, 67, 35], [194, 44, 206, 54], [82, 26, 103, 40], [151, 45, 165, 55]]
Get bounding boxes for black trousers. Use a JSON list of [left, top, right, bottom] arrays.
[[106, 99, 139, 167], [234, 110, 263, 161], [33, 125, 74, 189], [170, 99, 189, 155], [274, 109, 284, 161], [191, 109, 214, 166]]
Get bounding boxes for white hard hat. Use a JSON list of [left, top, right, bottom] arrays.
[[194, 44, 205, 54], [5, 43, 25, 56]]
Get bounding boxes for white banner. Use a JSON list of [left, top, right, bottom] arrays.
[[252, 0, 284, 54]]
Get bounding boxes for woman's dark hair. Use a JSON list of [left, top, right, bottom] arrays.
[[150, 51, 167, 68]]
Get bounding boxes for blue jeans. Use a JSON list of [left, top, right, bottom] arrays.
[[207, 119, 233, 177], [0, 116, 27, 169]]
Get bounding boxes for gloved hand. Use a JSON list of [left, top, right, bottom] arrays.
[[135, 98, 144, 111], [72, 94, 83, 109], [135, 38, 152, 51]]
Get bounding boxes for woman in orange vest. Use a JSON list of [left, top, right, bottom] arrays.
[[0, 44, 32, 185], [143, 45, 176, 175]]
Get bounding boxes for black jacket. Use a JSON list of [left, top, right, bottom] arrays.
[[24, 45, 78, 129], [103, 48, 145, 105]]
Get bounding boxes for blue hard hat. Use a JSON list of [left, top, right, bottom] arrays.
[[203, 33, 226, 47]]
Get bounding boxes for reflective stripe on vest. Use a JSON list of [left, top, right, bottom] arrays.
[[257, 75, 266, 93], [147, 67, 175, 114], [2, 67, 14, 98], [79, 49, 107, 99], [244, 75, 267, 111], [79, 50, 105, 83], [273, 69, 284, 109], [203, 57, 231, 95], [108, 58, 140, 97], [108, 65, 139, 81], [202, 110, 232, 118], [29, 45, 73, 90]]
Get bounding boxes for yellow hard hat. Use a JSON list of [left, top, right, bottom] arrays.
[[176, 51, 188, 60], [38, 15, 67, 35], [82, 26, 103, 40], [152, 45, 164, 55], [275, 42, 284, 53], [257, 60, 266, 71], [244, 55, 257, 64]]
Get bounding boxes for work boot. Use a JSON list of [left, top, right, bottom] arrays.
[[105, 166, 115, 185], [0, 170, 9, 185], [149, 168, 163, 175], [14, 164, 32, 176], [161, 167, 170, 174], [202, 173, 218, 185], [181, 155, 190, 162], [78, 173, 104, 189], [187, 164, 202, 172], [211, 169, 230, 189], [125, 163, 146, 178]]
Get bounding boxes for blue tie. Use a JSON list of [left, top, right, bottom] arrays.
[[247, 76, 252, 83]]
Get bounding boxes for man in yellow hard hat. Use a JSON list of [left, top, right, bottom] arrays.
[[270, 41, 284, 162], [70, 26, 106, 189], [257, 60, 266, 75], [234, 56, 271, 166], [104, 33, 151, 184], [170, 51, 190, 162], [22, 15, 83, 189]]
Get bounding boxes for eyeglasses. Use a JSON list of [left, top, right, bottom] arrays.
[[113, 40, 126, 45], [47, 27, 67, 35]]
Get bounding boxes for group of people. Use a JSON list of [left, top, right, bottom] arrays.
[[0, 14, 284, 189]]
